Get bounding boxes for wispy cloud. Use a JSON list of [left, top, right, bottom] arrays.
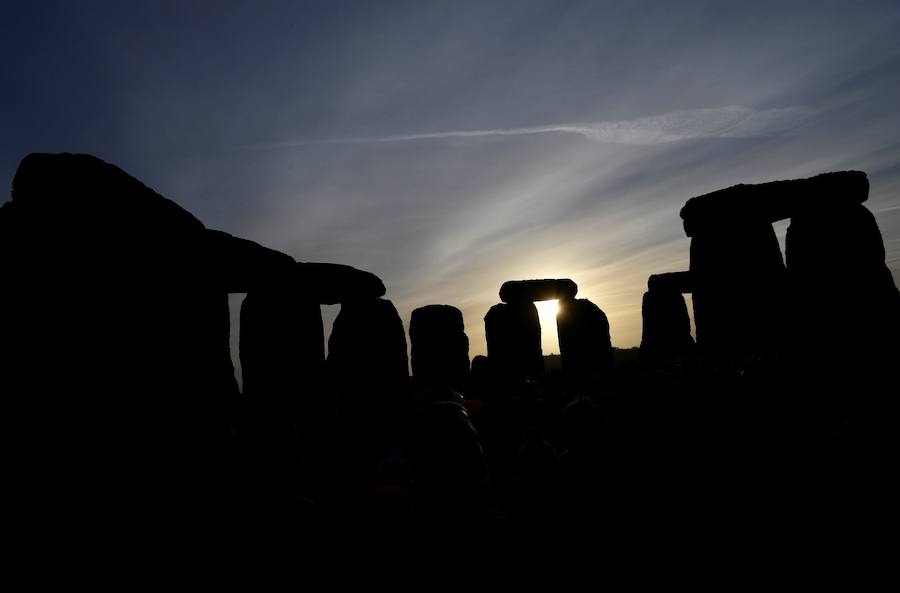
[[244, 105, 816, 149]]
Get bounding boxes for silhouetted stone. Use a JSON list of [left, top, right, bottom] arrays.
[[687, 222, 786, 360], [201, 235, 385, 300], [409, 305, 470, 389], [202, 229, 296, 293], [296, 262, 385, 304], [11, 152, 205, 234], [786, 202, 900, 362], [327, 298, 409, 411], [499, 279, 577, 303], [648, 271, 694, 294], [240, 290, 325, 411], [556, 298, 613, 380], [681, 169, 898, 368], [484, 303, 543, 378], [1, 153, 242, 527], [640, 290, 695, 366], [680, 171, 868, 235], [682, 175, 791, 362]]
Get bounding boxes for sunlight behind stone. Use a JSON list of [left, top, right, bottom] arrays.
[[535, 299, 561, 355]]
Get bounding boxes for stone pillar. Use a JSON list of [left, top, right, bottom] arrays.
[[327, 298, 409, 410], [2, 153, 248, 526], [409, 304, 470, 389], [786, 202, 900, 361], [240, 290, 325, 411], [326, 298, 410, 487], [239, 261, 387, 407], [681, 189, 787, 363], [680, 170, 878, 367], [640, 273, 695, 368], [484, 302, 543, 379], [689, 224, 785, 359], [556, 297, 613, 380]]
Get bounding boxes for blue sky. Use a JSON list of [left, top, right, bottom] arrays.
[[3, 0, 899, 358]]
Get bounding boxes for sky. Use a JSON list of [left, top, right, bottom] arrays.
[[2, 0, 899, 365]]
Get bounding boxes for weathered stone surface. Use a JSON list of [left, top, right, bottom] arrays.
[[499, 278, 577, 303], [409, 305, 470, 388], [640, 290, 695, 366], [680, 171, 868, 236], [295, 262, 386, 304], [556, 298, 613, 379], [484, 302, 543, 378], [648, 271, 694, 294]]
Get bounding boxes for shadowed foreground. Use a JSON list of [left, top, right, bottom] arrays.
[[1, 154, 897, 582]]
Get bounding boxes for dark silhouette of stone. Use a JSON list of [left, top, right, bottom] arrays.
[[327, 298, 409, 412], [785, 202, 900, 362], [647, 271, 694, 294], [10, 152, 206, 234], [202, 229, 296, 293], [484, 302, 543, 378], [1, 153, 246, 530], [687, 222, 786, 360], [296, 262, 386, 304], [409, 305, 470, 389], [238, 261, 385, 409], [640, 290, 695, 367], [324, 298, 409, 502], [237, 286, 326, 512], [680, 171, 868, 236], [556, 298, 613, 380], [499, 279, 577, 303], [682, 176, 790, 364], [240, 290, 325, 411], [681, 169, 898, 367]]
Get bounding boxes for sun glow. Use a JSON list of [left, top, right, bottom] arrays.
[[535, 299, 561, 355]]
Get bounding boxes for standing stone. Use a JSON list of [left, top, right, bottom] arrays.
[[238, 261, 385, 411], [1, 153, 247, 529], [680, 171, 871, 366], [327, 298, 409, 411], [556, 298, 614, 380], [409, 305, 470, 389], [682, 181, 787, 364], [326, 298, 410, 490], [484, 302, 543, 379], [640, 289, 695, 367], [687, 223, 786, 360], [786, 202, 900, 362], [240, 291, 325, 413]]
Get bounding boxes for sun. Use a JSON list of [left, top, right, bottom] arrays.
[[534, 299, 561, 354], [535, 299, 559, 319]]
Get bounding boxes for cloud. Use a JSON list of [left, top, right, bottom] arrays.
[[243, 105, 816, 149]]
